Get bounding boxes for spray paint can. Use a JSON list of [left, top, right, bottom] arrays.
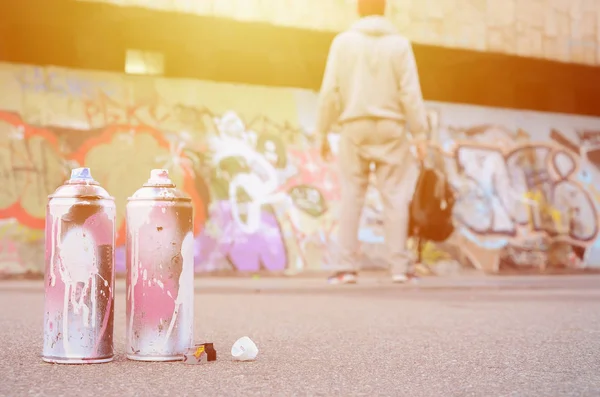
[[42, 167, 116, 364], [126, 169, 194, 361]]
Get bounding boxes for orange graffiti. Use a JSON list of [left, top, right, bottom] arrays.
[[83, 92, 172, 129]]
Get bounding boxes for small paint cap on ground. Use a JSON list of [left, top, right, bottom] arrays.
[[231, 336, 258, 361], [183, 343, 217, 364]]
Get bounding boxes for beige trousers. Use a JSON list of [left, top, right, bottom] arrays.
[[336, 119, 417, 274]]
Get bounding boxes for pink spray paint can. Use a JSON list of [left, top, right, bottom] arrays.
[[42, 167, 116, 364], [126, 169, 194, 361]]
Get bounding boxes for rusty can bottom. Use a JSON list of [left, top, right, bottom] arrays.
[[127, 354, 183, 362], [42, 355, 113, 365]]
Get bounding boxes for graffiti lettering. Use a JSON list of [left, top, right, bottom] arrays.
[[0, 219, 45, 276], [72, 125, 205, 245], [84, 92, 143, 128], [15, 67, 118, 98], [454, 143, 598, 243], [282, 209, 337, 272], [453, 145, 519, 235], [195, 201, 287, 272], [501, 243, 547, 269], [209, 113, 288, 234], [284, 148, 340, 202], [288, 185, 327, 217], [4, 62, 600, 277], [83, 93, 202, 130], [0, 116, 67, 228], [577, 130, 600, 146]]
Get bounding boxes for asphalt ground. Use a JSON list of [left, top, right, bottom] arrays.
[[1, 276, 600, 397]]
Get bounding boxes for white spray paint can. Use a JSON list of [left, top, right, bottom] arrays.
[[42, 167, 116, 364], [126, 169, 194, 361]]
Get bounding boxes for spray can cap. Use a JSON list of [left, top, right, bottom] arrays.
[[146, 169, 175, 186], [70, 167, 94, 181]]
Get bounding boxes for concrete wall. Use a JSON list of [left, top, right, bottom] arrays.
[[1, 61, 600, 277], [77, 0, 600, 65]]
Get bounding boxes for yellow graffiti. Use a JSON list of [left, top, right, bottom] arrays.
[[523, 190, 565, 233], [587, 183, 600, 207], [0, 121, 66, 220], [407, 238, 451, 265], [82, 130, 187, 230], [276, 204, 337, 273], [0, 220, 44, 242], [0, 219, 45, 274]]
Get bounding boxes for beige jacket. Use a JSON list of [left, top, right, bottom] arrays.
[[316, 16, 429, 140]]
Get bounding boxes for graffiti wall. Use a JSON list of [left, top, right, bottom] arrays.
[[1, 61, 600, 277]]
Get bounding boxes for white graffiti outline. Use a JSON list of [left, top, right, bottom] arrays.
[[210, 112, 287, 234]]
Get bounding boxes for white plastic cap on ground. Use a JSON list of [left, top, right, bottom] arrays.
[[231, 336, 258, 361]]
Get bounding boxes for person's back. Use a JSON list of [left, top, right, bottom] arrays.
[[316, 3, 428, 139], [333, 17, 425, 129], [316, 0, 429, 285]]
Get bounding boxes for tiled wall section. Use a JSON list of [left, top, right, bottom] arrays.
[[77, 0, 600, 65]]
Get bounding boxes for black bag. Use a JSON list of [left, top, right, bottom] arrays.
[[408, 163, 455, 243]]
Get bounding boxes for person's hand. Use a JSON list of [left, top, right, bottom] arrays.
[[320, 136, 332, 162], [414, 140, 428, 161]]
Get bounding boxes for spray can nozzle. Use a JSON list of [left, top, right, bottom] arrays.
[[146, 169, 175, 186], [70, 167, 94, 181]]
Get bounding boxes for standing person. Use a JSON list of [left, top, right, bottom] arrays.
[[316, 0, 429, 284]]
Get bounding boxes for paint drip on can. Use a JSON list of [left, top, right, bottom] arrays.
[[42, 167, 116, 364], [126, 169, 194, 361]]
